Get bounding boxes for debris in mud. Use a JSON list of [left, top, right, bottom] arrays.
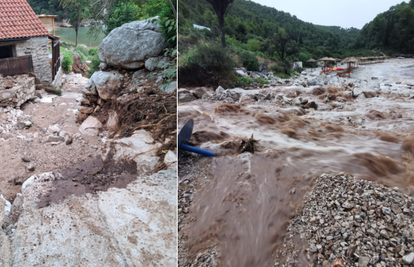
[[402, 131, 414, 155], [354, 152, 401, 176], [192, 130, 230, 143], [214, 103, 241, 114], [275, 173, 414, 267], [239, 134, 260, 153]]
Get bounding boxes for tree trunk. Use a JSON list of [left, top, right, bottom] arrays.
[[219, 14, 226, 48], [167, 0, 177, 20], [75, 21, 79, 47]]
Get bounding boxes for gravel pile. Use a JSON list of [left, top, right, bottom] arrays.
[[277, 173, 414, 267]]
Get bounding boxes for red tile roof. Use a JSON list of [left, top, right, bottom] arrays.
[[0, 0, 50, 40]]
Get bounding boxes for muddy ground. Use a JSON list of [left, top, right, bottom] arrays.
[[0, 73, 177, 266], [178, 58, 414, 266]]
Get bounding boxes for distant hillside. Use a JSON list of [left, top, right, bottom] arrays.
[[27, 0, 69, 19], [355, 1, 414, 54], [179, 0, 366, 59]]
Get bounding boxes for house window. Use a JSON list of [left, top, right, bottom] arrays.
[[0, 45, 15, 59]]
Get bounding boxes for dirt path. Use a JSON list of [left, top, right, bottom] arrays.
[[178, 59, 414, 266], [0, 73, 177, 266]]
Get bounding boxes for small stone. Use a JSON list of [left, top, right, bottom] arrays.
[[382, 207, 391, 215], [21, 156, 30, 162], [358, 256, 370, 266], [27, 164, 36, 172], [342, 201, 354, 210], [289, 188, 296, 194], [309, 244, 318, 253], [13, 178, 23, 185], [403, 252, 414, 264], [380, 229, 389, 239], [46, 135, 65, 143]]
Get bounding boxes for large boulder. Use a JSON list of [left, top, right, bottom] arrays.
[[99, 17, 167, 69], [87, 71, 122, 101]]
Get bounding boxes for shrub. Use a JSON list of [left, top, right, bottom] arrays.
[[247, 39, 261, 52], [105, 0, 139, 35], [87, 54, 101, 78], [159, 1, 176, 47], [256, 77, 269, 84], [88, 48, 99, 57], [179, 43, 236, 86], [233, 77, 252, 87], [239, 51, 259, 71], [276, 73, 290, 79], [62, 50, 73, 72]]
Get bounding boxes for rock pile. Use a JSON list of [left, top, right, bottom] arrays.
[[0, 107, 32, 133], [78, 16, 177, 126], [276, 173, 414, 267]]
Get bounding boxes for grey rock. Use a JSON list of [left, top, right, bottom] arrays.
[[46, 135, 65, 143], [178, 89, 196, 103], [160, 81, 177, 93], [99, 17, 167, 69], [216, 86, 225, 94], [88, 71, 122, 101]]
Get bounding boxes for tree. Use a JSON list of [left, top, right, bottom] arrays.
[[274, 28, 289, 60], [205, 0, 234, 48], [60, 0, 90, 46], [105, 0, 140, 35]]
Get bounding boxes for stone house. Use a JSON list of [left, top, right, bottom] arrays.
[[0, 0, 62, 87]]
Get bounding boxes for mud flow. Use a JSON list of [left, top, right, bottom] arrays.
[[178, 59, 414, 266]]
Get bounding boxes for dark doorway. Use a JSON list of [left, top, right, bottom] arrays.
[[0, 45, 14, 59]]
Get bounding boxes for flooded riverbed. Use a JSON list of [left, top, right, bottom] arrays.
[[178, 58, 414, 266]]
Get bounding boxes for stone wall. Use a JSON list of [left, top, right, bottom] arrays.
[[0, 36, 51, 82], [0, 77, 36, 108]]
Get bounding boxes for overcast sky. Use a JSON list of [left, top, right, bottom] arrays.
[[250, 0, 406, 29]]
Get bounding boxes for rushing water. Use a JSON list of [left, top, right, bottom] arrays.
[[178, 59, 414, 266], [54, 27, 105, 48]]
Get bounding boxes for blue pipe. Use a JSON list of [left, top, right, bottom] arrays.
[[181, 144, 216, 157]]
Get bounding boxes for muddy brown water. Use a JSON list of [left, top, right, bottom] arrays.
[[179, 90, 414, 266]]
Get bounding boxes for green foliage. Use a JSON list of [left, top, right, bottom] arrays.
[[73, 47, 88, 64], [247, 39, 261, 52], [355, 2, 414, 53], [276, 73, 290, 79], [256, 77, 269, 84], [53, 89, 62, 96], [62, 50, 74, 72], [27, 0, 69, 18], [105, 0, 140, 35], [158, 1, 177, 47], [180, 43, 236, 72], [233, 77, 252, 87], [88, 48, 99, 57], [179, 42, 236, 86], [87, 54, 101, 78], [239, 51, 259, 71]]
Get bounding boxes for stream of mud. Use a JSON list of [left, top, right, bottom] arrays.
[[178, 59, 414, 266]]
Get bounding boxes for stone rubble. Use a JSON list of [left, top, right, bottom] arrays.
[[276, 173, 414, 267]]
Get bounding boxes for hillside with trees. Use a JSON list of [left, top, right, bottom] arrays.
[[178, 0, 379, 87], [355, 0, 414, 54]]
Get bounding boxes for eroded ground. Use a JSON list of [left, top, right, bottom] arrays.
[[178, 58, 414, 267], [0, 73, 177, 266]]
